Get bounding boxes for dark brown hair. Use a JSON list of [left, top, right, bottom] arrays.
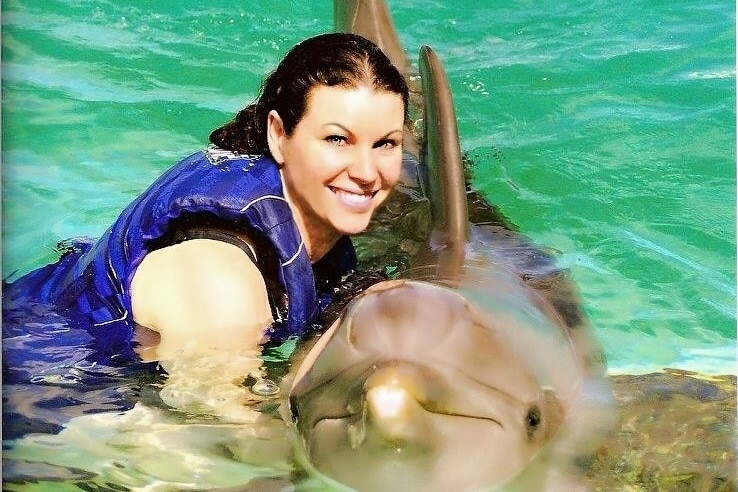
[[209, 33, 409, 155]]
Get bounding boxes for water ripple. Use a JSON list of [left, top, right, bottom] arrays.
[[620, 228, 736, 297]]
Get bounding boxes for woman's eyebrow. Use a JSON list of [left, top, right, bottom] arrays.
[[320, 124, 403, 139], [321, 123, 351, 133], [380, 129, 403, 138]]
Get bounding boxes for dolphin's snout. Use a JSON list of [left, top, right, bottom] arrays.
[[348, 366, 433, 450]]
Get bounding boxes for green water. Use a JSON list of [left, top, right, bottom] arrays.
[[2, 1, 735, 490], [2, 1, 735, 371]]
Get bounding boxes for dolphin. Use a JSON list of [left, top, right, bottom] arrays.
[[282, 2, 612, 491], [334, 0, 408, 75], [287, 275, 593, 492], [333, 0, 606, 378]]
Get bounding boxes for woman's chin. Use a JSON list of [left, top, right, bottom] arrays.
[[330, 215, 373, 236]]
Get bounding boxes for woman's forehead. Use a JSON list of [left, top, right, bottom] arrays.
[[306, 84, 404, 110], [301, 84, 405, 128]]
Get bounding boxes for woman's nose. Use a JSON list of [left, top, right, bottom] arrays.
[[347, 148, 378, 185]]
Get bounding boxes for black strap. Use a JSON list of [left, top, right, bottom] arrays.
[[178, 227, 258, 265], [184, 227, 290, 326]]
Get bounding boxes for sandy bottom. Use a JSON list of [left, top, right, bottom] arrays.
[[582, 370, 736, 491]]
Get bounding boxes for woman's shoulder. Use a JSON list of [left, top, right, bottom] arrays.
[[130, 238, 273, 359]]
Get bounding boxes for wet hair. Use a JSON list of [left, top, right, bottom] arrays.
[[209, 32, 409, 155]]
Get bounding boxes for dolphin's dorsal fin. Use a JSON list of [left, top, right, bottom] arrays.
[[418, 45, 469, 278], [333, 0, 409, 75]]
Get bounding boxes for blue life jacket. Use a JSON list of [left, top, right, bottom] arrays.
[[4, 147, 356, 367]]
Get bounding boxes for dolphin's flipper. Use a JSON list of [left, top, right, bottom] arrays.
[[417, 46, 469, 278], [334, 0, 408, 75]]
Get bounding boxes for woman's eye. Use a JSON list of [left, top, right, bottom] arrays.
[[374, 138, 400, 150], [326, 135, 348, 145]]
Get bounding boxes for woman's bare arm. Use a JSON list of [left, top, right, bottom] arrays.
[[130, 238, 273, 361]]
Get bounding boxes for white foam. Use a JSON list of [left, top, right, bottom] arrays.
[[686, 69, 736, 80]]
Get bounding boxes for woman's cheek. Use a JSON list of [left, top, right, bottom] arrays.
[[382, 153, 403, 187], [321, 149, 350, 174]]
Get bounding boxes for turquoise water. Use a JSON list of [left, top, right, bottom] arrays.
[[2, 0, 735, 376], [1, 1, 735, 490]]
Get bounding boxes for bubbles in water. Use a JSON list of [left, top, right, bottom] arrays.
[[251, 378, 280, 397]]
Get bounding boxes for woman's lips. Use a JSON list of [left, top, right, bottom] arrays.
[[330, 186, 377, 213]]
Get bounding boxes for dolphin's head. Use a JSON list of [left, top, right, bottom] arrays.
[[287, 276, 587, 492]]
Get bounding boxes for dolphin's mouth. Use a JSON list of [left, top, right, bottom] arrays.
[[292, 359, 510, 434], [310, 400, 505, 428]]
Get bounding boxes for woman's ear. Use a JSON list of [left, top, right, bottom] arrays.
[[266, 110, 286, 164]]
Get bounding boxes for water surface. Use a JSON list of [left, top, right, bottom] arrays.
[[4, 0, 734, 373], [2, 1, 735, 490]]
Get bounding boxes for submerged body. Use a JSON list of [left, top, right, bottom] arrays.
[[3, 31, 410, 442], [4, 150, 355, 354]]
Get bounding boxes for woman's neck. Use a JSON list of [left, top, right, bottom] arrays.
[[280, 175, 341, 263], [301, 223, 341, 263]]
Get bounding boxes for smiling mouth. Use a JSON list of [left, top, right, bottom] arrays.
[[329, 187, 378, 210]]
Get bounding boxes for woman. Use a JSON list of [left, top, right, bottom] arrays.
[[4, 32, 409, 370]]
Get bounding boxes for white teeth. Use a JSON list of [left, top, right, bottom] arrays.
[[336, 189, 371, 204], [332, 188, 375, 211]]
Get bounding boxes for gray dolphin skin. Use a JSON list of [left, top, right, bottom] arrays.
[[417, 45, 469, 279], [334, 0, 408, 75], [284, 1, 612, 491], [289, 277, 581, 492]]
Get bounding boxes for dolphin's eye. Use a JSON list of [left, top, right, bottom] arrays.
[[526, 406, 541, 438]]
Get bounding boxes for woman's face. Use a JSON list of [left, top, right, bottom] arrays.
[[268, 84, 404, 244]]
